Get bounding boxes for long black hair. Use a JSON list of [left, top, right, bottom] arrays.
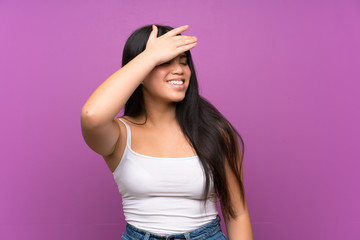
[[121, 24, 246, 221]]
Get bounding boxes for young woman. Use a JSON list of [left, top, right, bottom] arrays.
[[81, 24, 253, 240]]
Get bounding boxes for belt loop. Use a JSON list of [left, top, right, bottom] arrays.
[[143, 232, 150, 240], [184, 232, 191, 240], [217, 214, 221, 223]]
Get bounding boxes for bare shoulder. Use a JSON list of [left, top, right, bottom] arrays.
[[103, 116, 129, 172]]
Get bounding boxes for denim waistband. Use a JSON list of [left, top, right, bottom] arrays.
[[125, 215, 222, 240]]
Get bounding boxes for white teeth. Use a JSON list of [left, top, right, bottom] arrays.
[[168, 80, 184, 85]]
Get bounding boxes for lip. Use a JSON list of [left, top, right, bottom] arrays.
[[166, 78, 185, 89]]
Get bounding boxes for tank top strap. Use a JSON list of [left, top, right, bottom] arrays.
[[118, 118, 132, 147]]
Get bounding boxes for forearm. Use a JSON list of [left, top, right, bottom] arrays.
[[225, 213, 254, 240], [81, 50, 156, 126]]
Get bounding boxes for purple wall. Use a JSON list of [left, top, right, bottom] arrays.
[[1, 0, 359, 239]]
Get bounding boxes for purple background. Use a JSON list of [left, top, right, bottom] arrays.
[[1, 0, 359, 239]]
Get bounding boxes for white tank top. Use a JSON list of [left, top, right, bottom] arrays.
[[112, 118, 218, 235]]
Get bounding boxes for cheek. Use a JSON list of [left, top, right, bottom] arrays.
[[185, 67, 191, 77], [152, 69, 168, 83], [144, 68, 167, 83]]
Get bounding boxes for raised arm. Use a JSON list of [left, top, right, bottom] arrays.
[[80, 25, 198, 157]]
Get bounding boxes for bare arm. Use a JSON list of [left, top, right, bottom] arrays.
[[80, 25, 198, 157], [80, 51, 156, 156], [221, 159, 254, 240]]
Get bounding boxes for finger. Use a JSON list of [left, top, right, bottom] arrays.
[[176, 42, 197, 54], [173, 35, 197, 41], [174, 37, 198, 48], [148, 24, 158, 41], [164, 25, 189, 37]]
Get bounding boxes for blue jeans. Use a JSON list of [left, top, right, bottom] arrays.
[[121, 215, 228, 240]]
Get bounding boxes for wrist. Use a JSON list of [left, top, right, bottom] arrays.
[[139, 49, 158, 68]]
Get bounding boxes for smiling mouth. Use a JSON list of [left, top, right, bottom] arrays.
[[167, 79, 184, 85]]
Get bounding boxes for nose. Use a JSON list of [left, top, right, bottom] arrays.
[[170, 61, 184, 74]]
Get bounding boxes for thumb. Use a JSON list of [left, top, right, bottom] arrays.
[[148, 24, 158, 41]]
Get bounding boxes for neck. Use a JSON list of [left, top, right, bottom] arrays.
[[141, 98, 178, 129]]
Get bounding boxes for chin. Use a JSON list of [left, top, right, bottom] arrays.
[[168, 97, 182, 103], [166, 97, 183, 103], [175, 94, 187, 101]]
